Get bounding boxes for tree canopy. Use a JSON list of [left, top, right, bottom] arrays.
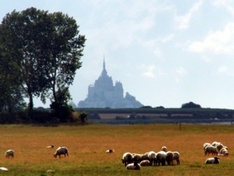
[[0, 7, 86, 112], [181, 102, 201, 108]]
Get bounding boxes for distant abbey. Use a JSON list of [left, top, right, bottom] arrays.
[[78, 60, 143, 108]]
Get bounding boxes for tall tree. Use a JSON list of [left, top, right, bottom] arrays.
[[0, 7, 85, 112], [0, 8, 53, 111], [41, 12, 85, 105], [0, 49, 25, 112]]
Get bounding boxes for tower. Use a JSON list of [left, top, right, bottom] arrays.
[[101, 56, 107, 77]]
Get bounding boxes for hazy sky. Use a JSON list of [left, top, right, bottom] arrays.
[[2, 0, 234, 109]]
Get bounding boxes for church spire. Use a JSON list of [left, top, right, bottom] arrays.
[[101, 55, 107, 77]]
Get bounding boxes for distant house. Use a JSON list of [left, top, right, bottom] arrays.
[[78, 59, 143, 108]]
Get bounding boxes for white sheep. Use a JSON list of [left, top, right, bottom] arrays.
[[156, 151, 167, 166], [106, 149, 115, 154], [0, 167, 8, 171], [161, 146, 167, 152], [212, 141, 222, 147], [203, 142, 211, 150], [204, 145, 218, 156], [46, 169, 55, 173], [132, 153, 142, 163], [166, 151, 174, 165], [172, 151, 180, 165], [126, 161, 141, 170], [46, 145, 54, 149], [147, 151, 157, 166], [54, 146, 69, 158], [205, 157, 220, 164], [140, 159, 151, 166], [219, 148, 229, 156], [121, 152, 134, 166], [5, 149, 14, 158], [141, 152, 149, 161]]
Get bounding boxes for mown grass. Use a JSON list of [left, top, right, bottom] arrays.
[[0, 123, 234, 176]]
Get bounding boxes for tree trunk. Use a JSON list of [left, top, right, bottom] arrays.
[[27, 92, 34, 119]]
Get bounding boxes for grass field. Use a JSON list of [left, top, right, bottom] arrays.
[[0, 123, 233, 176]]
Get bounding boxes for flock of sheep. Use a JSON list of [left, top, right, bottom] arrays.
[[121, 146, 180, 170], [1, 141, 229, 172], [121, 141, 229, 170], [203, 141, 229, 164], [1, 145, 69, 172]]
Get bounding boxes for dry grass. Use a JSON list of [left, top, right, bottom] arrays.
[[0, 123, 233, 175]]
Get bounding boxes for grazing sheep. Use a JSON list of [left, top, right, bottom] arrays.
[[203, 142, 211, 150], [161, 146, 167, 152], [54, 146, 68, 158], [219, 148, 229, 156], [46, 145, 54, 149], [0, 167, 8, 171], [172, 151, 180, 165], [205, 157, 220, 164], [204, 145, 218, 156], [156, 151, 167, 166], [141, 152, 149, 161], [166, 151, 174, 166], [121, 152, 134, 166], [140, 160, 151, 166], [126, 161, 141, 170], [46, 169, 55, 173], [132, 153, 142, 163], [216, 144, 224, 152], [147, 151, 157, 166], [106, 149, 115, 154], [212, 141, 222, 147], [5, 149, 14, 158]]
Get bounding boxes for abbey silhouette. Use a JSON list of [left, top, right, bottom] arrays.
[[78, 60, 143, 108]]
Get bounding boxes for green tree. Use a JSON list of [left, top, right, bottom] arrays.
[[41, 12, 85, 105], [79, 112, 88, 124], [181, 101, 201, 108], [0, 40, 26, 112], [0, 8, 53, 111], [0, 7, 85, 113]]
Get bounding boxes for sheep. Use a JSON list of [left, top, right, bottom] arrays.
[[121, 152, 134, 166], [166, 151, 174, 166], [0, 167, 8, 171], [172, 151, 180, 165], [156, 151, 167, 166], [147, 151, 157, 166], [126, 161, 141, 170], [46, 145, 54, 149], [5, 149, 14, 158], [161, 146, 167, 152], [203, 142, 211, 150], [205, 157, 220, 164], [140, 159, 151, 166], [54, 146, 68, 158], [46, 169, 55, 173], [204, 145, 218, 156], [212, 141, 222, 147], [106, 149, 115, 154], [132, 153, 142, 163], [141, 152, 149, 161], [216, 144, 224, 152], [219, 148, 229, 156]]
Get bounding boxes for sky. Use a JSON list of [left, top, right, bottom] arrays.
[[1, 0, 234, 109]]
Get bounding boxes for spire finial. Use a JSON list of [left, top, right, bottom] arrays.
[[101, 54, 107, 77]]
